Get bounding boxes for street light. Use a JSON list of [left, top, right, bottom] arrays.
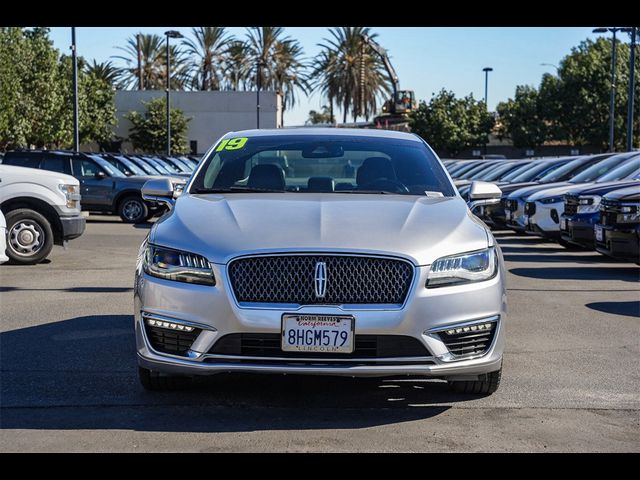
[[626, 27, 637, 152], [164, 30, 183, 155], [256, 59, 266, 129], [482, 67, 493, 109], [71, 27, 79, 153], [592, 27, 633, 152]]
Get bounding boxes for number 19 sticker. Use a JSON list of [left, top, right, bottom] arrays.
[[215, 137, 248, 151]]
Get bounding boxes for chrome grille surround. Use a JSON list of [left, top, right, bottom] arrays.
[[227, 253, 415, 308]]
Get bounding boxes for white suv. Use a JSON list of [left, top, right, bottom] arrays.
[[0, 165, 85, 264]]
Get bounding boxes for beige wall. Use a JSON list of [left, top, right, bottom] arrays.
[[112, 90, 282, 154]]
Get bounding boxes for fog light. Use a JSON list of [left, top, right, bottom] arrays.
[[146, 318, 194, 332]]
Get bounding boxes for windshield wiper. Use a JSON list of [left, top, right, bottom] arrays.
[[194, 186, 285, 194]]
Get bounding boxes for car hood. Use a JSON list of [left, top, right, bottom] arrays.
[[603, 185, 640, 202], [564, 180, 640, 197], [151, 193, 490, 266], [508, 182, 573, 200], [117, 175, 185, 186], [527, 183, 595, 202]]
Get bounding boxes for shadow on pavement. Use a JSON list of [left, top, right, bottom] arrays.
[[0, 286, 132, 293], [509, 266, 640, 282], [586, 301, 640, 318], [0, 315, 486, 433]]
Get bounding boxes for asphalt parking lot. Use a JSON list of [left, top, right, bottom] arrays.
[[1, 216, 638, 452]]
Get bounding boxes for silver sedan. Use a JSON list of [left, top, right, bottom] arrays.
[[134, 129, 506, 394]]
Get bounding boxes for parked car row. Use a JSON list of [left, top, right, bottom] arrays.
[[445, 153, 640, 264], [0, 150, 201, 264]]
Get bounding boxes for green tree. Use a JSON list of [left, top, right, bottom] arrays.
[[125, 97, 190, 154], [496, 85, 548, 148], [553, 37, 639, 150], [409, 90, 495, 156], [245, 27, 309, 126], [312, 27, 391, 123], [305, 105, 335, 125], [114, 33, 190, 90], [182, 27, 233, 91]]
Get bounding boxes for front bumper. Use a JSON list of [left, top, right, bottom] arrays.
[[60, 214, 86, 241], [595, 225, 640, 263], [561, 216, 597, 248], [134, 259, 507, 380]]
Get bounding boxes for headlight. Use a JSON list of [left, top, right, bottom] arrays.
[[427, 247, 497, 287], [58, 183, 80, 208], [540, 196, 563, 204], [577, 195, 601, 214], [143, 244, 215, 286]]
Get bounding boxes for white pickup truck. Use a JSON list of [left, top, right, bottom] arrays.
[[0, 165, 86, 264]]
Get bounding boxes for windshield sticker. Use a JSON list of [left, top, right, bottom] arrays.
[[216, 137, 248, 152]]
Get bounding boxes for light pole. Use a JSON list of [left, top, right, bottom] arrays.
[[164, 30, 183, 155], [71, 27, 79, 153], [482, 67, 493, 109], [593, 27, 633, 152], [626, 27, 637, 152], [256, 59, 265, 129]]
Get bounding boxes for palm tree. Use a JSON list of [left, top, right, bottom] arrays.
[[313, 27, 391, 123], [113, 33, 189, 90], [222, 40, 252, 90], [85, 60, 121, 86], [245, 27, 310, 126], [182, 27, 233, 91]]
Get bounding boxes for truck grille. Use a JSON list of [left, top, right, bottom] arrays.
[[564, 194, 579, 215], [228, 254, 414, 306], [505, 199, 518, 211], [208, 333, 431, 358], [600, 199, 639, 226], [524, 201, 536, 216]]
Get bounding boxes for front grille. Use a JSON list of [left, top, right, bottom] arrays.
[[229, 255, 414, 305], [506, 199, 518, 211], [144, 324, 201, 356], [208, 333, 431, 358], [564, 194, 579, 215], [600, 199, 639, 226], [524, 201, 536, 216], [437, 322, 497, 358]]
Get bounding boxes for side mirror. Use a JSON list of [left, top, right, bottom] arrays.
[[142, 178, 175, 209], [468, 181, 502, 214], [95, 171, 107, 179]]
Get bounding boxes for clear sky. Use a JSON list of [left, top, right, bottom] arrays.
[[47, 27, 601, 126]]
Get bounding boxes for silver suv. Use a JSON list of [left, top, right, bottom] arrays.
[[134, 129, 506, 394]]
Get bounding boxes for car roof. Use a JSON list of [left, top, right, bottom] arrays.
[[222, 128, 423, 142]]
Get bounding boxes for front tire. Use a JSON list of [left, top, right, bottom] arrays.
[[4, 208, 54, 265], [448, 367, 502, 395], [118, 196, 149, 224], [138, 367, 191, 391]]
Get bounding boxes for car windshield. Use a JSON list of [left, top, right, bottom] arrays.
[[538, 157, 600, 182], [191, 134, 456, 196], [481, 162, 520, 181], [507, 160, 564, 183], [115, 156, 146, 176], [92, 156, 125, 177], [593, 155, 640, 182], [569, 155, 634, 183]]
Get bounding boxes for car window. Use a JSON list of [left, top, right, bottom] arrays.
[[42, 155, 72, 174], [72, 159, 102, 177], [3, 153, 41, 168], [595, 156, 640, 182], [192, 134, 456, 196]]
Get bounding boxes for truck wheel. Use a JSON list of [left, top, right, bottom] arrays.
[[138, 367, 191, 391], [118, 196, 149, 224], [448, 367, 502, 395], [4, 208, 54, 265]]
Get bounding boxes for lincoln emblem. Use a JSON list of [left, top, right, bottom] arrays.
[[314, 261, 327, 298]]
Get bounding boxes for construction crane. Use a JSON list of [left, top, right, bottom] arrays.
[[361, 34, 416, 120]]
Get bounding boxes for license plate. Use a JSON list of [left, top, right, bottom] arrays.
[[505, 210, 512, 220], [595, 225, 603, 242], [281, 314, 354, 353], [561, 218, 568, 231]]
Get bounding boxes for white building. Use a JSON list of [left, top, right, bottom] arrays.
[[112, 90, 282, 154]]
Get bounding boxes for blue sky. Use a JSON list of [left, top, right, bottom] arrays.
[[47, 27, 601, 126]]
